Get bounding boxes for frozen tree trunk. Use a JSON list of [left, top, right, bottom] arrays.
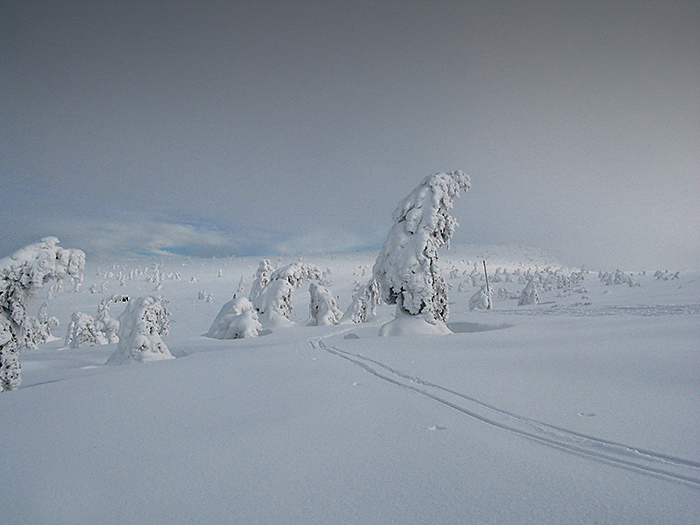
[[0, 237, 85, 391], [373, 171, 470, 335], [107, 296, 173, 364], [308, 282, 342, 326]]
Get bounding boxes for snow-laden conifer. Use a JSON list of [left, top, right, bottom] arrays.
[[95, 294, 129, 343], [342, 277, 382, 323], [249, 259, 273, 302], [65, 312, 106, 348], [469, 284, 494, 310], [308, 282, 342, 326], [0, 237, 84, 391], [518, 280, 540, 306], [207, 296, 262, 339], [373, 171, 470, 333], [107, 296, 173, 364], [23, 303, 59, 350]]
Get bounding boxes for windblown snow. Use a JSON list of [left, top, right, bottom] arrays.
[[1, 243, 698, 524]]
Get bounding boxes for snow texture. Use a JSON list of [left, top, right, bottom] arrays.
[[207, 297, 262, 339], [107, 296, 173, 364], [0, 237, 84, 391], [373, 170, 470, 327]]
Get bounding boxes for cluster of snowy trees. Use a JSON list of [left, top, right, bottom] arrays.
[[0, 238, 85, 391], [208, 261, 344, 338], [8, 170, 581, 383], [599, 270, 640, 287], [208, 171, 473, 338]]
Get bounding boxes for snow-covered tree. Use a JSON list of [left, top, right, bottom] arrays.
[[23, 303, 60, 350], [249, 259, 273, 302], [65, 312, 106, 348], [342, 277, 382, 324], [308, 282, 342, 326], [207, 296, 262, 339], [107, 296, 173, 364], [0, 237, 85, 391], [253, 263, 322, 326], [518, 280, 540, 306], [95, 294, 129, 343], [65, 294, 129, 348], [373, 170, 470, 333], [469, 284, 494, 310]]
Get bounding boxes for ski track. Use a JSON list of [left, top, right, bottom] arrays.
[[497, 304, 700, 317], [310, 335, 700, 490]]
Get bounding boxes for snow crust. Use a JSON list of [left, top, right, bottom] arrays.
[[1, 243, 699, 524]]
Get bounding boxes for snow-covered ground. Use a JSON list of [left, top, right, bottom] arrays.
[[1, 244, 698, 524]]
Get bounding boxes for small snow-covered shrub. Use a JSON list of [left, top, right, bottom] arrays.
[[469, 284, 494, 310], [373, 170, 470, 328], [23, 303, 59, 349], [65, 312, 107, 348], [308, 283, 342, 326], [65, 294, 128, 348], [207, 297, 262, 339], [599, 270, 640, 287], [342, 277, 382, 323], [0, 237, 84, 391], [249, 259, 273, 302], [95, 294, 129, 343], [107, 296, 173, 364], [518, 280, 540, 306]]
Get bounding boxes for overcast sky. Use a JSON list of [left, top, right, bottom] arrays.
[[2, 1, 699, 269]]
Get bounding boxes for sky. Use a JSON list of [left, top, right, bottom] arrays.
[[2, 1, 699, 270]]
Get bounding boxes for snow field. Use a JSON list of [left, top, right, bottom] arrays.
[[1, 244, 699, 523]]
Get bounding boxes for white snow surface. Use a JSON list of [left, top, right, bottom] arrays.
[[1, 243, 699, 524]]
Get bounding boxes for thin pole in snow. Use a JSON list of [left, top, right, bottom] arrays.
[[483, 260, 491, 310]]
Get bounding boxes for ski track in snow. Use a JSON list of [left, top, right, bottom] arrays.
[[310, 335, 700, 490], [498, 304, 700, 317]]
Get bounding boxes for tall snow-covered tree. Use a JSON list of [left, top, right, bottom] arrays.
[[0, 237, 85, 391], [373, 171, 470, 329], [107, 295, 173, 364]]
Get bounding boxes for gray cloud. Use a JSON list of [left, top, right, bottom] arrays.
[[1, 1, 698, 269]]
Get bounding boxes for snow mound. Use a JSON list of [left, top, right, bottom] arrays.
[[378, 307, 452, 337], [207, 297, 262, 339]]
